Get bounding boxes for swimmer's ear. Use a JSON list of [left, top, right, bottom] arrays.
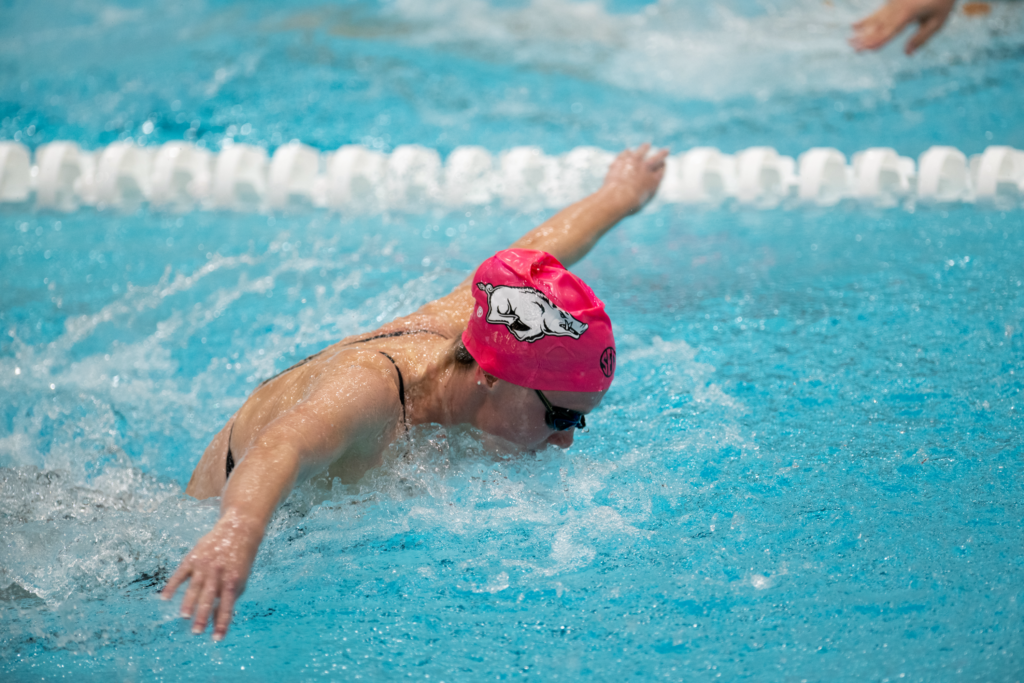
[[476, 368, 500, 389]]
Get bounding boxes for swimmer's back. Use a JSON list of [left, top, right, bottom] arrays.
[[185, 313, 458, 498]]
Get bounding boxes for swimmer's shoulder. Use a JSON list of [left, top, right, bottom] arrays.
[[340, 311, 463, 346], [409, 276, 476, 332]]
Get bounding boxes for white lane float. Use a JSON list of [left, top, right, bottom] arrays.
[[211, 143, 268, 210], [444, 146, 495, 207], [150, 141, 212, 211], [495, 146, 558, 211], [735, 147, 796, 207], [268, 141, 320, 210], [325, 145, 387, 213], [680, 147, 736, 205], [385, 144, 441, 212], [797, 147, 848, 207], [35, 141, 91, 211], [851, 148, 915, 206], [653, 147, 736, 205], [0, 141, 31, 203], [549, 146, 615, 207], [10, 139, 1023, 213], [94, 142, 152, 209], [970, 145, 1024, 204], [917, 146, 971, 203]]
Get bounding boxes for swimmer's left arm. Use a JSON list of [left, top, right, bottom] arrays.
[[416, 144, 667, 330], [510, 143, 668, 268]]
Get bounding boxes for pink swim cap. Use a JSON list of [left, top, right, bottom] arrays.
[[462, 249, 616, 392]]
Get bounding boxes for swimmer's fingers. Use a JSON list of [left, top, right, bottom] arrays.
[[637, 145, 668, 186], [850, 2, 910, 51], [851, 12, 876, 31], [610, 145, 643, 169], [851, 3, 895, 32], [850, 10, 907, 51], [191, 570, 221, 636], [213, 580, 239, 642], [615, 143, 666, 171], [602, 143, 669, 212], [852, 0, 954, 53], [905, 13, 947, 54], [179, 567, 206, 619], [161, 557, 193, 601], [646, 147, 669, 170]]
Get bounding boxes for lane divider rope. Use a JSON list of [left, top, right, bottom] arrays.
[[1, 140, 1022, 213]]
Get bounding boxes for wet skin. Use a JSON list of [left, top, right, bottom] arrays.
[[162, 144, 668, 641]]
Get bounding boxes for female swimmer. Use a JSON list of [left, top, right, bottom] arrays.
[[162, 143, 669, 640]]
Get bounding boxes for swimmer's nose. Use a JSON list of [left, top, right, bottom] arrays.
[[547, 429, 575, 449]]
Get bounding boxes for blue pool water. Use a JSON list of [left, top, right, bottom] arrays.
[[2, 1, 1023, 680]]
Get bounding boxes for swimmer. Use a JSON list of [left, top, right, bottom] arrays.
[[850, 0, 960, 55], [161, 143, 669, 640]]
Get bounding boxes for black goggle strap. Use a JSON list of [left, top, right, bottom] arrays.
[[535, 390, 586, 431]]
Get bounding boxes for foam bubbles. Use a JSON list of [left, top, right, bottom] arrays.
[[387, 0, 1024, 101]]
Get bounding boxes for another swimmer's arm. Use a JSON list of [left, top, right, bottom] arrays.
[[509, 143, 668, 269], [851, 0, 956, 55], [162, 366, 400, 640]]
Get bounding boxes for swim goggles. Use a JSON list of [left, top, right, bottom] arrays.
[[535, 390, 587, 431]]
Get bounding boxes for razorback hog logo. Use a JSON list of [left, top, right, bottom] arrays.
[[477, 282, 588, 343]]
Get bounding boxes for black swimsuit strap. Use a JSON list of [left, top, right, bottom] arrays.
[[377, 351, 407, 424], [255, 349, 327, 389], [233, 329, 429, 477], [345, 329, 449, 346], [228, 352, 407, 479], [225, 422, 236, 479], [255, 329, 447, 389]]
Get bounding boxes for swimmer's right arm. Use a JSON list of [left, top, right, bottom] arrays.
[[162, 364, 402, 640]]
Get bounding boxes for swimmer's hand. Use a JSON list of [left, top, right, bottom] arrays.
[[161, 512, 263, 641], [503, 142, 669, 270], [850, 0, 956, 55], [601, 143, 669, 215]]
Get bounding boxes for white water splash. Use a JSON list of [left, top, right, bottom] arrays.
[[624, 335, 746, 411], [385, 0, 1024, 101]]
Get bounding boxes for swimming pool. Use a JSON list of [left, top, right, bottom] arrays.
[[2, 0, 1023, 680]]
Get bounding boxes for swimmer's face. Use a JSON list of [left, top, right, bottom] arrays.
[[474, 375, 606, 451]]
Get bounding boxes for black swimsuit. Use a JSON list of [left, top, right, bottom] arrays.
[[225, 329, 447, 478]]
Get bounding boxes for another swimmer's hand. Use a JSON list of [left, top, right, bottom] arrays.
[[601, 143, 669, 215], [850, 0, 956, 55], [160, 512, 263, 641]]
